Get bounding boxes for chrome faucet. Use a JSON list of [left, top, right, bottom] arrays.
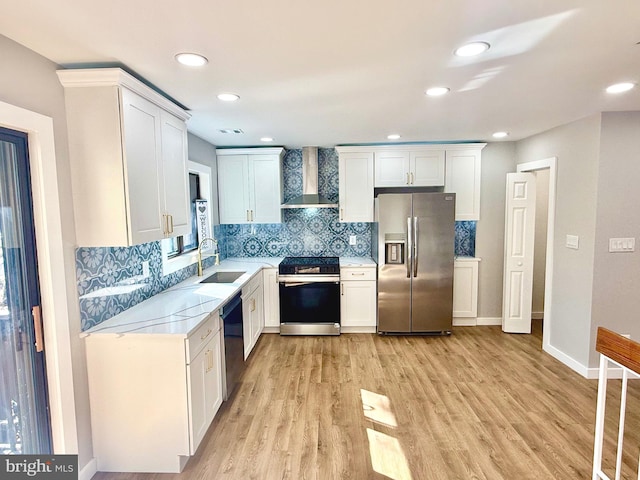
[[197, 237, 219, 276]]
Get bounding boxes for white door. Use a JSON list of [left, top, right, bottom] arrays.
[[338, 152, 374, 222], [411, 150, 445, 186], [217, 155, 250, 224], [249, 155, 281, 223], [374, 151, 410, 187], [502, 172, 536, 333]]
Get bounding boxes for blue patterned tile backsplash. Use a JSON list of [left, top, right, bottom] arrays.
[[455, 221, 476, 257], [76, 147, 476, 330]]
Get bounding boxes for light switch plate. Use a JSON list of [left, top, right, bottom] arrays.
[[609, 237, 635, 253], [349, 235, 357, 246], [566, 234, 579, 249]]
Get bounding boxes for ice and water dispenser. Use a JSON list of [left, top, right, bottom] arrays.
[[384, 233, 405, 265]]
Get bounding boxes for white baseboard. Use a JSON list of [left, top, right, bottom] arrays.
[[532, 311, 544, 320], [453, 318, 477, 326], [477, 317, 502, 326], [262, 326, 280, 334], [79, 458, 97, 480], [543, 343, 590, 378]]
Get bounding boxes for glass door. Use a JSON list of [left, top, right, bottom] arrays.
[[0, 127, 52, 454]]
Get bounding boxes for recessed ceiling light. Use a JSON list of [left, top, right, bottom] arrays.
[[455, 42, 490, 57], [425, 87, 450, 97], [387, 134, 401, 140], [260, 137, 274, 142], [606, 82, 635, 94], [492, 131, 509, 138], [217, 93, 240, 102], [175, 52, 208, 67]]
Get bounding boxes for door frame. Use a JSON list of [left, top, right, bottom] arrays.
[[0, 100, 79, 454], [516, 157, 557, 352]]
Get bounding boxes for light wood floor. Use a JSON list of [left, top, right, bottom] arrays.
[[94, 321, 640, 480]]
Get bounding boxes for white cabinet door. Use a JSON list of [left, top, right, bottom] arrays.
[[250, 285, 264, 347], [374, 151, 411, 187], [249, 155, 282, 223], [453, 260, 479, 318], [187, 331, 223, 455], [341, 280, 377, 327], [160, 110, 190, 237], [338, 151, 374, 222], [263, 268, 280, 328], [218, 155, 251, 224], [217, 149, 284, 224], [121, 88, 165, 244], [242, 275, 264, 359], [445, 149, 482, 220], [411, 150, 445, 186]]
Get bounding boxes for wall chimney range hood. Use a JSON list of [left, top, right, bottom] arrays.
[[281, 146, 338, 209]]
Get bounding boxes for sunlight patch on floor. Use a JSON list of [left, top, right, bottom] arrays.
[[366, 428, 413, 480], [360, 389, 398, 428]]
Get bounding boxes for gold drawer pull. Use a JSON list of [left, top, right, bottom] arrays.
[[200, 328, 212, 341]]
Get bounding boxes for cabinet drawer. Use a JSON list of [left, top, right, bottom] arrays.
[[341, 268, 376, 281], [186, 312, 220, 363], [242, 272, 262, 296]]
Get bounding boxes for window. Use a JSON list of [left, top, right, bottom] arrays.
[[167, 172, 200, 258], [161, 161, 214, 277]]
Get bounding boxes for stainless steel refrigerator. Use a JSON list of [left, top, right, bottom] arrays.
[[376, 192, 455, 334]]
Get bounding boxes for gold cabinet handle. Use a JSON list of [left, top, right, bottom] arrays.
[[200, 328, 212, 341], [340, 208, 344, 221], [168, 214, 174, 233], [246, 210, 250, 222], [251, 298, 256, 312], [341, 284, 344, 296], [251, 210, 254, 222], [162, 214, 167, 235], [205, 349, 213, 372], [352, 272, 365, 276], [406, 173, 410, 185], [410, 172, 414, 185]]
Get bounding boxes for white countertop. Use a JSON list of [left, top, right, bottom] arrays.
[[455, 256, 481, 262], [81, 259, 275, 338], [339, 257, 377, 267], [81, 256, 376, 338]]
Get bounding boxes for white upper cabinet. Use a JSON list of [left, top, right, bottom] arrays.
[[336, 148, 374, 222], [217, 148, 284, 224], [58, 68, 190, 246], [445, 146, 485, 221], [374, 147, 445, 187]]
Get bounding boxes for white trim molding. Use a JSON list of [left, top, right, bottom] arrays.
[[517, 157, 557, 355], [0, 101, 79, 454]]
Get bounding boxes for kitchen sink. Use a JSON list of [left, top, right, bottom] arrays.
[[199, 271, 245, 284]]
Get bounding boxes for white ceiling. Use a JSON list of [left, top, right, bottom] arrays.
[[2, 0, 639, 148]]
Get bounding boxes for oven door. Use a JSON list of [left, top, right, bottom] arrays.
[[279, 275, 341, 335]]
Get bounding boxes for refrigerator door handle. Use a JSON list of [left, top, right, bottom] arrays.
[[413, 216, 419, 277], [407, 217, 412, 278]]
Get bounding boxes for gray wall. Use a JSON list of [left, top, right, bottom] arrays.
[[589, 112, 640, 366], [475, 142, 517, 319], [516, 114, 602, 367], [187, 132, 219, 225], [0, 35, 93, 467]]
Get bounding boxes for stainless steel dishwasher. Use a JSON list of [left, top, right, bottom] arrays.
[[220, 293, 245, 400]]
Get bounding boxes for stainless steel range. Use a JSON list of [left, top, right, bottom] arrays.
[[278, 256, 341, 335]]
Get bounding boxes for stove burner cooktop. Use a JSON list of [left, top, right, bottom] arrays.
[[279, 256, 340, 275]]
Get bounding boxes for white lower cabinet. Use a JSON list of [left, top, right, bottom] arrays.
[[453, 258, 480, 320], [263, 267, 280, 331], [242, 273, 264, 359], [187, 330, 223, 455], [340, 267, 377, 330], [84, 312, 223, 473]]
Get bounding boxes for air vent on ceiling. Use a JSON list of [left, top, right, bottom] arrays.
[[218, 128, 244, 134]]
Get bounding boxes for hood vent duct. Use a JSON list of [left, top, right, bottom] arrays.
[[281, 147, 338, 209]]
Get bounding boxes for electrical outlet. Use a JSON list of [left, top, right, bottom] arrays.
[[349, 235, 357, 246], [142, 261, 150, 277]]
